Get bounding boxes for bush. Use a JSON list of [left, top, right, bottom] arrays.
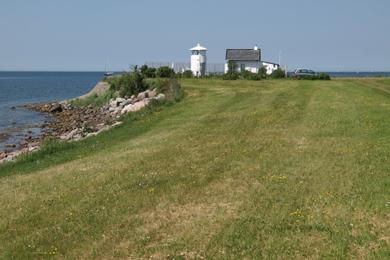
[[258, 67, 268, 79], [227, 61, 237, 73], [182, 70, 193, 78], [156, 66, 176, 78], [317, 73, 331, 80], [241, 70, 262, 81], [223, 72, 240, 80], [270, 68, 286, 79], [140, 65, 156, 78], [110, 68, 148, 97], [202, 73, 224, 79], [148, 78, 184, 102], [223, 61, 240, 80]]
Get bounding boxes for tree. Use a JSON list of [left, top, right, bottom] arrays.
[[156, 66, 176, 78], [227, 61, 237, 73], [140, 65, 156, 78], [223, 61, 240, 80], [258, 66, 268, 79], [270, 68, 286, 79]]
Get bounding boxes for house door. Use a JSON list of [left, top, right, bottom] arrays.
[[240, 64, 246, 72]]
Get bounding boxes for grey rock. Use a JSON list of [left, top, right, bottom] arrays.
[[49, 103, 63, 113], [155, 93, 166, 101], [0, 152, 7, 160], [60, 129, 80, 140], [121, 99, 150, 114], [149, 88, 157, 98]]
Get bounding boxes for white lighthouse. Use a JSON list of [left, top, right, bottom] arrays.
[[190, 43, 207, 77]]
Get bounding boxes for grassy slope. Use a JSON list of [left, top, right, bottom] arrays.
[[0, 78, 389, 259]]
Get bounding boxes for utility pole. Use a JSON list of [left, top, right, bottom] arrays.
[[285, 64, 288, 78]]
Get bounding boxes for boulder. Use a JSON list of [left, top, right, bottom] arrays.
[[109, 99, 117, 107], [137, 92, 146, 100], [49, 103, 63, 113], [149, 88, 157, 98], [0, 152, 7, 160], [122, 99, 131, 106], [60, 128, 80, 140], [115, 98, 126, 106], [121, 99, 150, 114], [155, 93, 166, 101], [28, 145, 39, 152], [137, 90, 150, 100]]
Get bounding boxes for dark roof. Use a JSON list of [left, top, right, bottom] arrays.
[[226, 49, 261, 61]]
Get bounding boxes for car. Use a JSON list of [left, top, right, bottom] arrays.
[[291, 68, 316, 78]]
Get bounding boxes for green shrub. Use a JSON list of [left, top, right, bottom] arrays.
[[258, 67, 268, 79], [156, 66, 176, 78], [202, 73, 224, 79], [110, 69, 148, 97], [270, 68, 286, 79], [148, 78, 184, 102], [317, 73, 331, 80], [227, 61, 237, 73], [182, 70, 193, 78], [140, 65, 157, 78], [223, 72, 240, 80], [241, 70, 262, 81], [223, 61, 240, 80]]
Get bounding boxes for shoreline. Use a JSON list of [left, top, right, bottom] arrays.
[[0, 85, 165, 163]]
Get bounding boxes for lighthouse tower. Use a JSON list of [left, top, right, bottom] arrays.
[[190, 43, 207, 77]]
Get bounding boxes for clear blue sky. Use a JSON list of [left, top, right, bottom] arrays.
[[0, 0, 389, 71]]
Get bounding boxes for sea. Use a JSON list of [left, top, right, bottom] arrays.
[[0, 72, 103, 151], [0, 71, 390, 152]]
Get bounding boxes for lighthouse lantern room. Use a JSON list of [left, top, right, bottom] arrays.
[[190, 43, 207, 77]]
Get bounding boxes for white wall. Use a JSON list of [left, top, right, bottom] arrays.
[[191, 50, 207, 76], [262, 62, 280, 75], [224, 61, 261, 73]]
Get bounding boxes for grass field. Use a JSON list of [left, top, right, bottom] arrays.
[[0, 78, 389, 259]]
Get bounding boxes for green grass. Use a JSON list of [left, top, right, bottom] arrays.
[[0, 78, 389, 259], [70, 89, 115, 107]]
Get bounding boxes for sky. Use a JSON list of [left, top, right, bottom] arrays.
[[0, 0, 389, 71]]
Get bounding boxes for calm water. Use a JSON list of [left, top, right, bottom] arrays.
[[327, 72, 390, 77], [0, 72, 103, 151]]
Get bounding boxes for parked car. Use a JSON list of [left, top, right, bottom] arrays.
[[291, 68, 316, 78]]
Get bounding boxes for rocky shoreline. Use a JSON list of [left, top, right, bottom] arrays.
[[0, 88, 165, 163]]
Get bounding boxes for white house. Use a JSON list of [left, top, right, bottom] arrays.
[[261, 61, 281, 75], [225, 46, 261, 73], [190, 43, 207, 76], [224, 46, 280, 75]]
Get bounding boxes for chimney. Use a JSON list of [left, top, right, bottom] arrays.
[[254, 45, 259, 51]]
